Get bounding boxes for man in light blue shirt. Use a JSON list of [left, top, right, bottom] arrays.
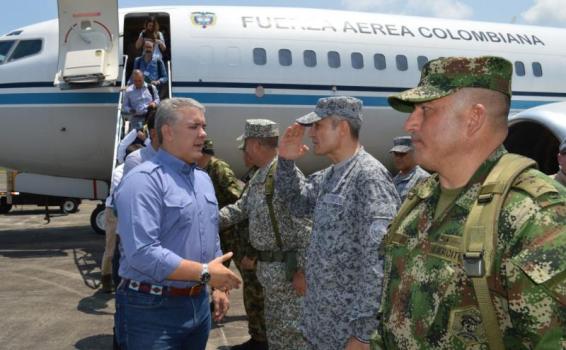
[[114, 97, 241, 349], [131, 40, 168, 96], [122, 69, 159, 131], [123, 112, 160, 175]]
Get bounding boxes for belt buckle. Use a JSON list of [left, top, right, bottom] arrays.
[[463, 251, 485, 277]]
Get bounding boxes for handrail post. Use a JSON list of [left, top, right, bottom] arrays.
[[111, 54, 129, 172], [167, 60, 172, 99]]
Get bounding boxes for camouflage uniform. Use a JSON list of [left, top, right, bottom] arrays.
[[220, 120, 311, 350], [204, 154, 242, 260], [278, 96, 400, 349], [390, 136, 430, 202], [202, 141, 268, 344], [379, 146, 566, 349], [376, 56, 566, 349]]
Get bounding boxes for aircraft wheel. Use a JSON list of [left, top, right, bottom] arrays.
[[61, 198, 80, 214], [0, 198, 12, 214], [90, 204, 106, 235]]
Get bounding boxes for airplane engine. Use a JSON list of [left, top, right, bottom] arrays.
[[505, 101, 566, 175]]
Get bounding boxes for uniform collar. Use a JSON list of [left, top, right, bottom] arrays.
[[413, 145, 507, 205], [155, 149, 196, 174], [255, 155, 278, 184]]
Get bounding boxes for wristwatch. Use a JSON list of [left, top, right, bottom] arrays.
[[200, 263, 211, 284]]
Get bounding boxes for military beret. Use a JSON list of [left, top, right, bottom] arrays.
[[388, 56, 513, 113], [296, 96, 363, 125]]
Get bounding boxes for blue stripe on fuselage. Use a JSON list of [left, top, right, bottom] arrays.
[[0, 91, 556, 110]]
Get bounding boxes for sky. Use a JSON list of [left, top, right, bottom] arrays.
[[3, 0, 566, 35]]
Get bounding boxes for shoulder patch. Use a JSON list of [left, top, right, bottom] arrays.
[[512, 170, 563, 207]]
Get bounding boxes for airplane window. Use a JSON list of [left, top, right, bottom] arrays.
[[417, 56, 428, 71], [532, 62, 543, 77], [0, 40, 15, 64], [373, 53, 386, 70], [514, 61, 525, 76], [253, 48, 267, 65], [396, 55, 408, 71], [8, 39, 42, 62], [328, 51, 340, 68], [304, 50, 317, 67], [279, 49, 292, 66], [351, 52, 364, 69]]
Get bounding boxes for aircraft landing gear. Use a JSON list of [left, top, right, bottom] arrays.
[[90, 204, 106, 235]]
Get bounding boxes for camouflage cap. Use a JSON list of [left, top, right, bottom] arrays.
[[559, 139, 566, 154], [389, 136, 413, 153], [202, 139, 214, 155], [236, 119, 279, 143], [296, 96, 363, 125], [388, 56, 513, 113]]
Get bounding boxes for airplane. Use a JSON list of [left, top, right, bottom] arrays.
[[1, 0, 565, 233]]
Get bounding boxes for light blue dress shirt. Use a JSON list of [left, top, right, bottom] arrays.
[[132, 56, 168, 85], [114, 149, 222, 287], [122, 83, 159, 116]]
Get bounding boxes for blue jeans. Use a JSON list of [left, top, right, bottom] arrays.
[[115, 286, 210, 349]]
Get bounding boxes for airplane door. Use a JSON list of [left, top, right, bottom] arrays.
[[54, 0, 120, 87]]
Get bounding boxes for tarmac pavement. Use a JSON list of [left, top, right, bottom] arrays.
[[0, 201, 250, 350]]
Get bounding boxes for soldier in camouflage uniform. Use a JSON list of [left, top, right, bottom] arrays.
[[389, 136, 430, 202], [220, 119, 312, 350], [197, 139, 269, 350], [374, 56, 566, 349], [277, 97, 400, 349]]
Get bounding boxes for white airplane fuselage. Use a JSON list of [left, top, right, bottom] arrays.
[[1, 5, 566, 197]]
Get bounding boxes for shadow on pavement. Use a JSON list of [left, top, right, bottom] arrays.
[[74, 247, 103, 289], [75, 334, 113, 350], [3, 208, 67, 217], [78, 290, 115, 316]]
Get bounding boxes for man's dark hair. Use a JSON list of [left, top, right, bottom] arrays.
[[146, 109, 156, 130], [126, 143, 144, 156]]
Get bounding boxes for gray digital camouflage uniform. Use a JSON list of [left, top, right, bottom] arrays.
[[220, 156, 312, 350], [276, 148, 400, 349], [393, 166, 430, 202]]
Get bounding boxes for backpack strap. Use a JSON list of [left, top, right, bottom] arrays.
[[462, 153, 537, 350], [265, 161, 283, 249], [148, 83, 157, 101]]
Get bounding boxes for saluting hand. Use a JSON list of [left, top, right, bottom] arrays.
[[208, 252, 242, 291], [279, 123, 309, 160]]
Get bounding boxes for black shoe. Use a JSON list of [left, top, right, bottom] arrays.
[[231, 338, 268, 350]]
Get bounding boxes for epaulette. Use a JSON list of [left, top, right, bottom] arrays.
[[512, 169, 564, 208]]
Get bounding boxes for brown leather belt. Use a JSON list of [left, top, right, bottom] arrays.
[[120, 279, 203, 297]]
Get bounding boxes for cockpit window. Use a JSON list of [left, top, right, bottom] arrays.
[[9, 39, 42, 62], [0, 40, 15, 64]]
